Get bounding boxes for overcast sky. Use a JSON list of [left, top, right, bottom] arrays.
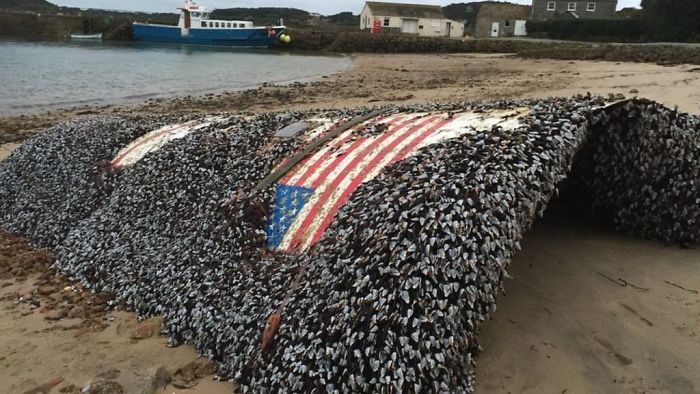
[[54, 0, 643, 15]]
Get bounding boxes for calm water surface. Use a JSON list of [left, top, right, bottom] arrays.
[[0, 40, 353, 115]]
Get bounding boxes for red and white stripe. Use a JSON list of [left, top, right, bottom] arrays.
[[277, 112, 460, 251], [111, 118, 224, 168]]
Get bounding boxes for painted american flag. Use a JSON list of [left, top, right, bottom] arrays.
[[265, 110, 526, 252]]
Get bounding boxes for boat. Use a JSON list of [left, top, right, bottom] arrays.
[[132, 0, 287, 48], [71, 33, 103, 40]]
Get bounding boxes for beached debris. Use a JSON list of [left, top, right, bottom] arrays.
[[0, 115, 190, 247], [570, 100, 700, 244], [0, 97, 698, 393], [54, 108, 376, 317]]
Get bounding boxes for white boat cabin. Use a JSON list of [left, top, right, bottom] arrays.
[[178, 0, 255, 31]]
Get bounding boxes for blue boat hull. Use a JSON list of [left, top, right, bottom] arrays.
[[132, 24, 281, 47]]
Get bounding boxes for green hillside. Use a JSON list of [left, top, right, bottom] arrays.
[[211, 7, 360, 31], [211, 7, 310, 27], [0, 0, 59, 11]]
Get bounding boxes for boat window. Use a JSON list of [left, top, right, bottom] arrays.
[[233, 23, 238, 28], [201, 22, 207, 27], [227, 22, 232, 28], [215, 22, 220, 28], [192, 12, 199, 17]]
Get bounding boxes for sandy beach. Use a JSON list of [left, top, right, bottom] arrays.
[[476, 206, 700, 394], [1, 54, 699, 394]]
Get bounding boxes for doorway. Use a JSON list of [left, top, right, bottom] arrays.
[[491, 21, 499, 37], [401, 19, 418, 34]]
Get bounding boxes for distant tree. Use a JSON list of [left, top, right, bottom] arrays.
[[211, 7, 311, 27], [326, 12, 359, 26], [616, 7, 644, 19], [641, 0, 700, 42]]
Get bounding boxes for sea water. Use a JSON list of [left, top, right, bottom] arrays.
[[0, 40, 353, 115]]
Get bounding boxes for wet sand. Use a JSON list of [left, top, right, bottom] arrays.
[[1, 53, 699, 393], [0, 233, 235, 394], [0, 142, 19, 161], [475, 206, 700, 394]]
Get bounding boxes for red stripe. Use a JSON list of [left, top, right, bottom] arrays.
[[293, 114, 397, 188], [280, 116, 382, 185], [276, 158, 295, 183], [289, 132, 355, 186], [307, 115, 416, 190], [111, 122, 193, 166], [306, 116, 451, 247], [279, 155, 309, 184], [279, 120, 346, 184], [286, 115, 430, 250], [389, 117, 455, 165]]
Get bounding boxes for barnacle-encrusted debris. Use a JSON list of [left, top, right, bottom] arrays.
[[0, 97, 697, 393]]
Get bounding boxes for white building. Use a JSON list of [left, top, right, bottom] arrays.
[[360, 1, 465, 38]]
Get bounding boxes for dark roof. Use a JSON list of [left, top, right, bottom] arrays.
[[365, 2, 446, 19], [476, 3, 532, 20]]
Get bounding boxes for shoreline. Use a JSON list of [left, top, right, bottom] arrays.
[[2, 52, 700, 146], [0, 59, 353, 118], [0, 39, 353, 125]]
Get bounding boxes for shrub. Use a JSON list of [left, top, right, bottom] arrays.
[[526, 19, 646, 42]]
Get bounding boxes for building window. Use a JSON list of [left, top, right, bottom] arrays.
[[547, 2, 556, 11], [419, 25, 424, 29], [383, 17, 390, 27], [568, 2, 577, 11], [504, 20, 511, 27], [587, 2, 596, 11]]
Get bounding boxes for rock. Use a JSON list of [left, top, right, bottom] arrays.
[[128, 317, 163, 340], [135, 366, 172, 394], [82, 380, 123, 394], [172, 362, 199, 389], [92, 292, 112, 305], [59, 384, 80, 393], [95, 369, 120, 380], [36, 285, 56, 296], [67, 305, 87, 319], [90, 305, 106, 313], [194, 361, 218, 379], [45, 308, 68, 321]]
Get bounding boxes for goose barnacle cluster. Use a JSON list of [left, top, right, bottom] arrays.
[[0, 97, 697, 393]]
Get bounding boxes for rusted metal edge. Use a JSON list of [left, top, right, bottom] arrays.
[[254, 108, 390, 191], [599, 98, 656, 112]]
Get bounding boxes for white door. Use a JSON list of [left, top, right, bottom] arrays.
[[491, 21, 499, 37], [514, 20, 527, 36], [402, 19, 418, 34]]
